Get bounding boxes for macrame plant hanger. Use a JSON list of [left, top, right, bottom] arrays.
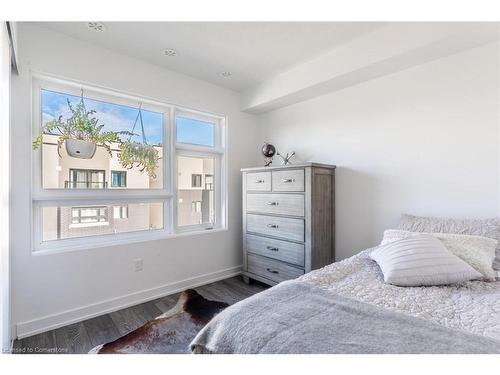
[[79, 88, 87, 111], [128, 103, 148, 145]]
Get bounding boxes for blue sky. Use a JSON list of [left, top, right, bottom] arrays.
[[42, 90, 215, 147], [176, 117, 214, 147]]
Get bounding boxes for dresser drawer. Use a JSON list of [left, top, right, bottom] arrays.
[[246, 172, 271, 191], [246, 234, 305, 267], [246, 193, 304, 216], [272, 169, 305, 192], [247, 214, 304, 242], [247, 253, 304, 283]]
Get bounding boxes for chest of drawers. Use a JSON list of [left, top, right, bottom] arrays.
[[241, 163, 336, 286]]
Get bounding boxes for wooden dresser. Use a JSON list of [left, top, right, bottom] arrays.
[[241, 163, 336, 286]]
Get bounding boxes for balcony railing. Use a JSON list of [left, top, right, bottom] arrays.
[[65, 181, 108, 189]]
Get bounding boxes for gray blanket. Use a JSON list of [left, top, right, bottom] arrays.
[[190, 280, 500, 354]]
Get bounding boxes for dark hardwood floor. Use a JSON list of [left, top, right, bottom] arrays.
[[12, 276, 267, 354]]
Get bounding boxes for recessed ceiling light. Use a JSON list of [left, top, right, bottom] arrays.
[[163, 49, 177, 57], [221, 71, 232, 78], [87, 22, 106, 32]]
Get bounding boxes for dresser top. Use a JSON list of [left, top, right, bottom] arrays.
[[241, 162, 336, 172]]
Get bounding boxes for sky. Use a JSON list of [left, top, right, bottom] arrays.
[[41, 89, 214, 147]]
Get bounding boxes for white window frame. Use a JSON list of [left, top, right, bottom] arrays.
[[174, 109, 226, 233], [31, 73, 227, 254]]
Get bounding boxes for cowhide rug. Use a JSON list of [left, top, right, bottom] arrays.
[[89, 289, 228, 354]]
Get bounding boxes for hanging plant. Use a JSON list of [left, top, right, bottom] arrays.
[[118, 104, 161, 179], [32, 94, 133, 159], [118, 141, 160, 179]]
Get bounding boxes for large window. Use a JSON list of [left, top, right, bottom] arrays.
[[32, 76, 226, 253]]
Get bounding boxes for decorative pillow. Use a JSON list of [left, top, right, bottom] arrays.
[[370, 236, 482, 286], [382, 229, 497, 281], [399, 214, 500, 271]]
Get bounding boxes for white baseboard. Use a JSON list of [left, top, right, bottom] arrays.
[[16, 265, 243, 339]]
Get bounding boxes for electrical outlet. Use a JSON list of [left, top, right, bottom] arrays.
[[134, 258, 143, 272]]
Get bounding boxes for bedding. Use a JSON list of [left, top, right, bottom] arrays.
[[191, 279, 500, 354], [191, 249, 500, 353], [381, 229, 497, 281], [399, 214, 500, 270], [370, 236, 482, 286]]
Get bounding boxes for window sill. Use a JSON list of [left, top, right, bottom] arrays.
[[32, 226, 228, 256]]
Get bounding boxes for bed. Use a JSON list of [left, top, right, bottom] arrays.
[[190, 215, 500, 354]]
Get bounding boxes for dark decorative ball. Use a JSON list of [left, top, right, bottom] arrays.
[[261, 143, 276, 158]]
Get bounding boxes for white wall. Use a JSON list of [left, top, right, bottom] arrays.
[[258, 43, 500, 260], [10, 23, 260, 337], [1, 22, 12, 351]]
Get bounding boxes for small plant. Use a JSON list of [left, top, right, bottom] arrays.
[[32, 99, 132, 157], [118, 141, 160, 179]]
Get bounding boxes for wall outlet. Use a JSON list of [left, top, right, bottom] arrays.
[[134, 258, 143, 272]]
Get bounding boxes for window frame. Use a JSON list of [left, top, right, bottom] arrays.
[[68, 169, 107, 189], [110, 170, 127, 188], [205, 174, 214, 191], [70, 206, 109, 226], [113, 205, 128, 219], [173, 108, 226, 233], [191, 174, 202, 188], [31, 73, 227, 254], [191, 201, 202, 213]]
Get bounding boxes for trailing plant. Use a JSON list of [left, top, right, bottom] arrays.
[[32, 99, 133, 157], [118, 141, 160, 179]]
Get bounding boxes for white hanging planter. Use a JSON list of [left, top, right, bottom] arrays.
[[65, 139, 97, 159]]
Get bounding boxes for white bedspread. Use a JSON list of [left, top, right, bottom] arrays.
[[300, 248, 500, 341]]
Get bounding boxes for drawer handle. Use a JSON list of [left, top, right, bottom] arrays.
[[255, 179, 265, 183], [266, 268, 279, 274], [267, 224, 279, 229], [266, 246, 279, 252], [282, 178, 295, 183], [267, 201, 279, 206]]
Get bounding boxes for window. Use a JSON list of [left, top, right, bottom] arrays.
[[111, 171, 127, 188], [113, 205, 128, 219], [205, 174, 213, 190], [71, 206, 108, 225], [32, 75, 226, 252], [191, 201, 202, 213], [191, 174, 202, 188], [67, 169, 106, 189]]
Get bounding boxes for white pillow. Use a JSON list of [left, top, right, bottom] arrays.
[[399, 214, 500, 271], [370, 236, 482, 286], [382, 229, 497, 281]]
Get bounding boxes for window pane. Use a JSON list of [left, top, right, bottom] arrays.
[[177, 155, 214, 226], [176, 116, 215, 146], [41, 89, 164, 189], [42, 202, 164, 241]]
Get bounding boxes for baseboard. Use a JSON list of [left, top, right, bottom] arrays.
[[16, 265, 243, 339]]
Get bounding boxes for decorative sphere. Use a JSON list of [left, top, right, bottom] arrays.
[[261, 143, 276, 158]]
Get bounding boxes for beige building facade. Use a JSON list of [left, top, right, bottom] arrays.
[[41, 135, 214, 242]]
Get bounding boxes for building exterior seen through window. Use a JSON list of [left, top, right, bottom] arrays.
[[177, 155, 215, 227]]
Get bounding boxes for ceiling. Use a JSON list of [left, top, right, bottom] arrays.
[[34, 22, 386, 92]]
